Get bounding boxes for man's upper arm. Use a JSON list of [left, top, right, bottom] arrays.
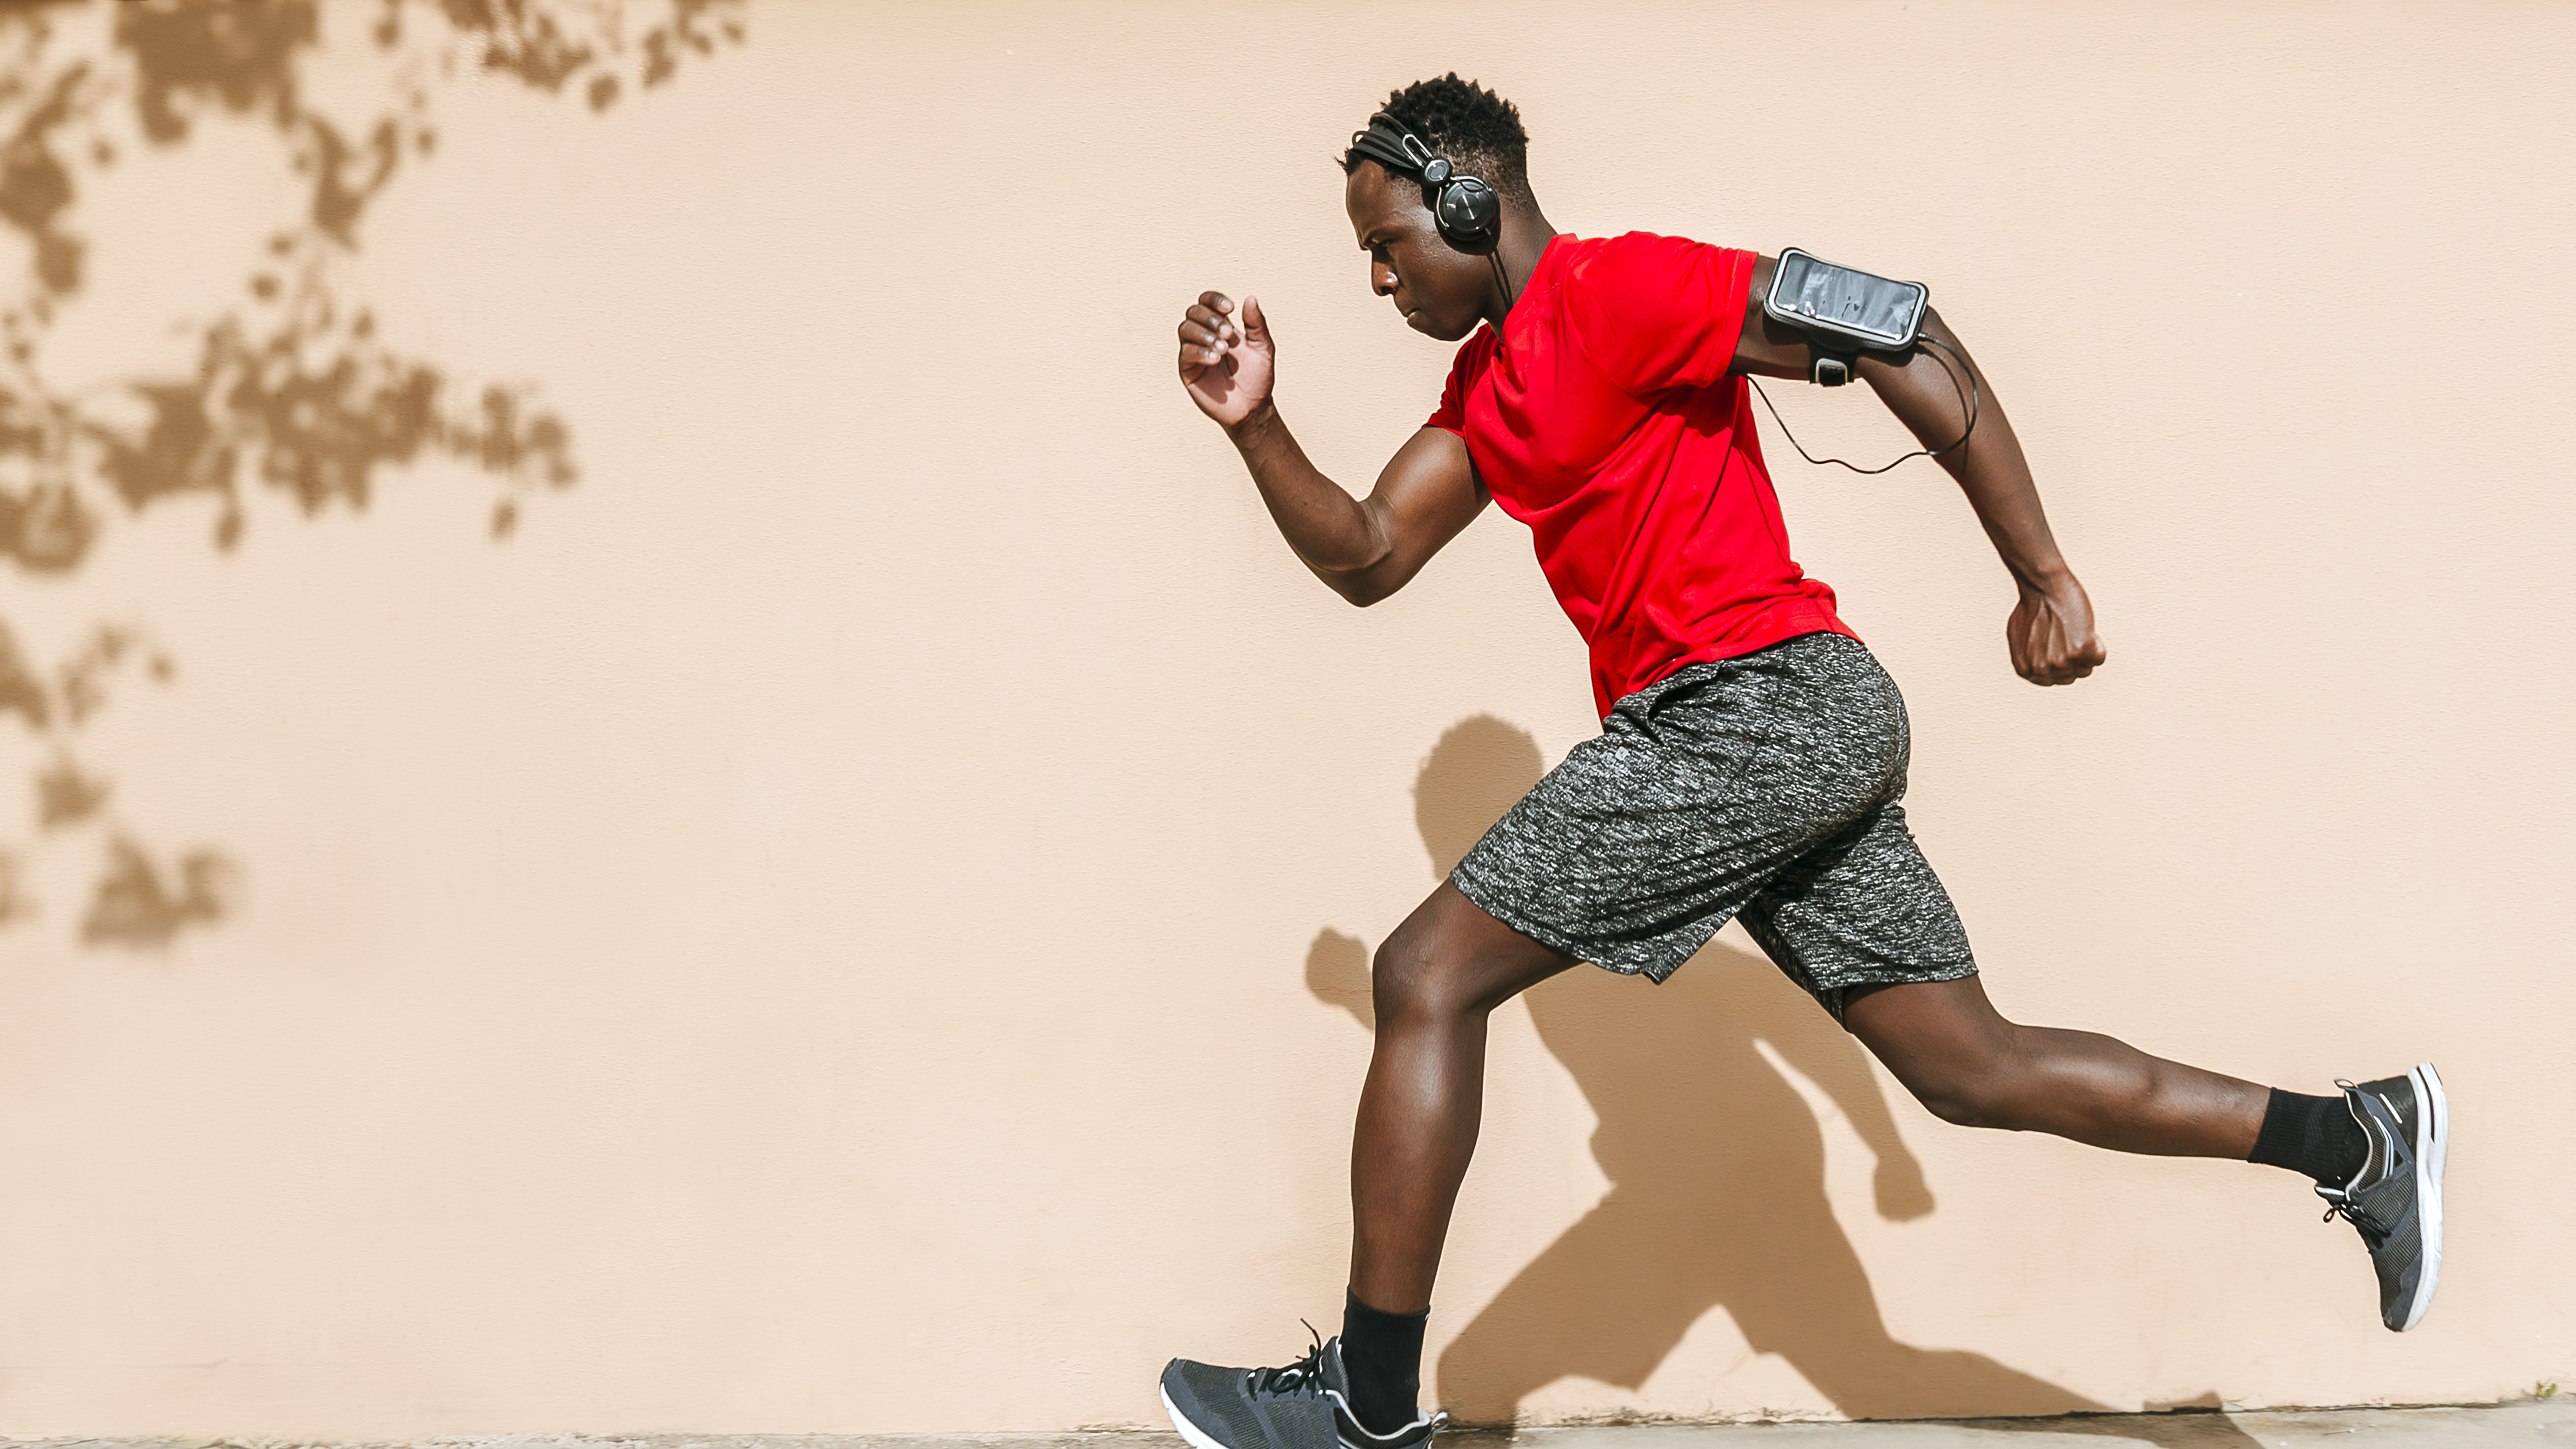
[[1727, 253, 1823, 380], [1340, 426, 1486, 606]]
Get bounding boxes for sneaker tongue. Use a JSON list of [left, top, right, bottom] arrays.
[[2345, 1090, 2393, 1189], [1253, 1346, 1327, 1398], [1318, 1338, 1353, 1399]]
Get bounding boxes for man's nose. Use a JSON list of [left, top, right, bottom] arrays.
[[1372, 265, 1397, 296]]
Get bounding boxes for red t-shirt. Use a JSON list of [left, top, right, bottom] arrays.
[[1426, 231, 1857, 717]]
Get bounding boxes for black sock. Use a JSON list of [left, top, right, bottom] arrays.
[[1339, 1289, 1426, 1435], [2248, 1087, 2366, 1186]]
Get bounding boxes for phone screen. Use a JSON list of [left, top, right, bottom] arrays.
[[1771, 252, 1924, 348]]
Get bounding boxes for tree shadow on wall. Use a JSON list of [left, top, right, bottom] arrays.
[[1307, 716, 2259, 1446], [0, 0, 741, 946]]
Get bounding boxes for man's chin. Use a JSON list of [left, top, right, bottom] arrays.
[[1407, 310, 1473, 342]]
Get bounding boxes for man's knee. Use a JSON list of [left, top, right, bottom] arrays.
[[1370, 885, 1571, 1028], [1849, 980, 2041, 1130], [1911, 1074, 2024, 1130], [1370, 925, 1508, 1027], [1371, 927, 1454, 1025], [1892, 1033, 2042, 1130]]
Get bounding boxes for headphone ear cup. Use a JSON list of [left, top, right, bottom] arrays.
[[1435, 177, 1501, 253]]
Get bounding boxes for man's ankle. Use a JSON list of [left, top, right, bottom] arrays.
[[2248, 1086, 2367, 1185], [1340, 1289, 1428, 1433]]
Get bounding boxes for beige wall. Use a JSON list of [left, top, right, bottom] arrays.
[[0, 0, 2569, 1436]]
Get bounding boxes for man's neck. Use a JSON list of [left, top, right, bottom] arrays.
[[1485, 212, 1559, 328]]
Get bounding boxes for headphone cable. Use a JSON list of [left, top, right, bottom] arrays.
[[1745, 334, 1980, 476]]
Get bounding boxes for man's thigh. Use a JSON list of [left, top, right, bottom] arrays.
[[1451, 636, 1911, 986], [1737, 799, 1979, 1026]]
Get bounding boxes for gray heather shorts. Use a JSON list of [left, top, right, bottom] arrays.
[[1449, 632, 1977, 1023]]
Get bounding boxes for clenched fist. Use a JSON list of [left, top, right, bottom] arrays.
[[2008, 574, 2109, 686], [1177, 291, 1275, 431]]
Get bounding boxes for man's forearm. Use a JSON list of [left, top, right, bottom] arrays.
[[1226, 401, 1392, 584], [1858, 309, 2105, 684], [1861, 314, 2071, 592]]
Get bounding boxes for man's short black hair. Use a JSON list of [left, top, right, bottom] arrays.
[[1343, 73, 1532, 207]]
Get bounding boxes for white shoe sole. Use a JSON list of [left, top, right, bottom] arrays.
[[1160, 1379, 1439, 1449], [2395, 1061, 2446, 1331]]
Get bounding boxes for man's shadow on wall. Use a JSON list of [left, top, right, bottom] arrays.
[[1307, 716, 2255, 1443]]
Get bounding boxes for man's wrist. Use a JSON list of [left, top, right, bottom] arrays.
[[1225, 397, 1280, 447], [2014, 561, 2078, 595]]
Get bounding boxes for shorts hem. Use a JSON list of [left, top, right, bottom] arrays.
[[1447, 864, 1595, 965], [1447, 864, 1735, 986], [1453, 853, 1982, 1020], [1812, 962, 1982, 1026]]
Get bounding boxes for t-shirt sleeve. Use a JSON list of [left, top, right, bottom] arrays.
[[1423, 330, 1497, 434], [1563, 233, 1757, 397]]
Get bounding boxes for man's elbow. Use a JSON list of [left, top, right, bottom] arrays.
[[1333, 574, 1395, 608], [1320, 543, 1403, 607]]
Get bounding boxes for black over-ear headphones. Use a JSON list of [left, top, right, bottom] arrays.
[[1348, 113, 1503, 255]]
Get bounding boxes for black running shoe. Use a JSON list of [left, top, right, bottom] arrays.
[[2315, 1062, 2446, 1332], [1160, 1332, 1446, 1449]]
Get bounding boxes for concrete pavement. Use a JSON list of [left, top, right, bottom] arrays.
[[17, 1398, 2576, 1449]]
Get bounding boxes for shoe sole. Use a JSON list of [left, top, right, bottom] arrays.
[[2396, 1061, 2445, 1332], [1160, 1382, 1427, 1449]]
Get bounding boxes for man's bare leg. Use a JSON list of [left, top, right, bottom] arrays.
[[1842, 975, 2446, 1331], [1174, 923, 2423, 1449], [1351, 881, 1576, 1313], [1159, 884, 1560, 1447], [1840, 976, 2267, 1155]]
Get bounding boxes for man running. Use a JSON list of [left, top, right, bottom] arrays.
[[1158, 75, 2444, 1449]]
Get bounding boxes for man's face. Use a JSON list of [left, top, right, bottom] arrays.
[[1345, 162, 1489, 342]]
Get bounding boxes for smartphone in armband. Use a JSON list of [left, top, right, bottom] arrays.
[[1761, 248, 1929, 385]]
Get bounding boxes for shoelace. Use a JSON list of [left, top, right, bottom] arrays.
[[1244, 1323, 1329, 1400], [2316, 1185, 2391, 1246]]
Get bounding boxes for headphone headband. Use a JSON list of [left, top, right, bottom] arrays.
[[1347, 113, 1502, 255], [1349, 114, 1434, 177]]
